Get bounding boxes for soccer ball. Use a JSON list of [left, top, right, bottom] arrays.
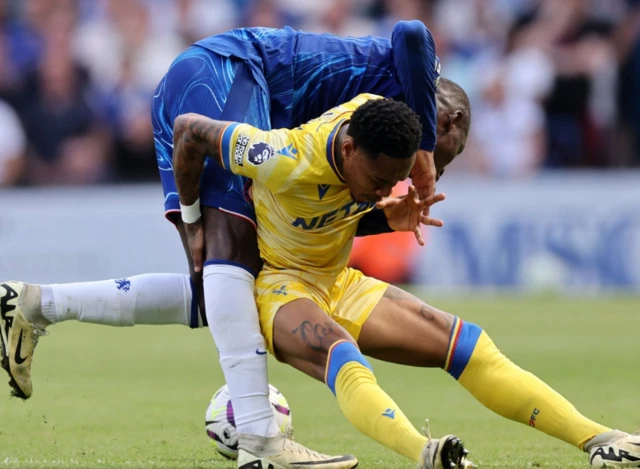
[[205, 383, 292, 460]]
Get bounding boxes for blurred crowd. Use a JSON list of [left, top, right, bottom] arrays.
[[1, 0, 640, 187]]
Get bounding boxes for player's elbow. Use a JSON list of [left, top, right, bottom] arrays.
[[173, 113, 199, 142], [392, 20, 432, 49]]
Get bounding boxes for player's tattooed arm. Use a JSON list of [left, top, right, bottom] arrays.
[[173, 113, 232, 206]]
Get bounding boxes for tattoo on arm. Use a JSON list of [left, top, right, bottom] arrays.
[[172, 113, 231, 206], [292, 320, 335, 352]]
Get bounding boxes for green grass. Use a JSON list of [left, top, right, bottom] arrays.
[[1, 295, 639, 468]]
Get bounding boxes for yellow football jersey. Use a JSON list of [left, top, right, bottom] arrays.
[[220, 93, 382, 277]]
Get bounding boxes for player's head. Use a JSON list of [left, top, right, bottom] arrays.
[[434, 78, 471, 180], [342, 98, 422, 203]]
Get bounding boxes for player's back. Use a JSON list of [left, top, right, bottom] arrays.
[[194, 27, 401, 129]]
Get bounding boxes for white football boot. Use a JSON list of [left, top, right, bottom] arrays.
[[237, 426, 358, 469], [418, 420, 476, 469], [0, 282, 46, 399], [586, 430, 640, 467]]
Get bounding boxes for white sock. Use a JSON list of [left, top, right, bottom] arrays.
[[203, 263, 280, 438], [38, 274, 200, 327]]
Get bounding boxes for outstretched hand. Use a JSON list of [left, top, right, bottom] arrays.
[[376, 185, 445, 246]]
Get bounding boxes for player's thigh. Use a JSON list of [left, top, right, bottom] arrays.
[[272, 298, 357, 382], [161, 47, 268, 271], [153, 46, 236, 217], [357, 284, 456, 368], [203, 206, 261, 274]]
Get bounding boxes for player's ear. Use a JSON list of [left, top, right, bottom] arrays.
[[447, 110, 464, 132], [342, 137, 355, 160]]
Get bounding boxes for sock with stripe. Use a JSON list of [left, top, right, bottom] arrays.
[[445, 317, 611, 449], [326, 340, 427, 462]]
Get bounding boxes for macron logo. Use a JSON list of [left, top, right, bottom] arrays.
[[382, 408, 396, 419], [318, 184, 331, 200], [273, 285, 288, 296]]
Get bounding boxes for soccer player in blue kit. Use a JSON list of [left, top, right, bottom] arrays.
[[1, 22, 470, 468]]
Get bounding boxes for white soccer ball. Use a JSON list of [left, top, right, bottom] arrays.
[[205, 383, 292, 460]]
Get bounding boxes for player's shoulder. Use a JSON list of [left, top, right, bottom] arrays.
[[349, 93, 384, 106], [300, 94, 383, 134], [328, 93, 384, 115]]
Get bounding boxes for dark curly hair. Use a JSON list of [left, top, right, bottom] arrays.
[[347, 98, 422, 160]]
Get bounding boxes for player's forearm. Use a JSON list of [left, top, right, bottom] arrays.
[[172, 113, 228, 205], [392, 20, 438, 151]]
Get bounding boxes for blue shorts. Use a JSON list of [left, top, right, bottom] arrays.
[[152, 46, 271, 226]]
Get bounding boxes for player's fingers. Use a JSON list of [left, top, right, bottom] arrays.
[[424, 192, 446, 206], [414, 226, 425, 246], [420, 215, 444, 227], [408, 185, 422, 207]]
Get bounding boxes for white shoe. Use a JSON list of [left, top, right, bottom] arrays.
[[237, 427, 358, 469], [0, 282, 46, 399], [418, 420, 476, 469], [586, 430, 640, 467]]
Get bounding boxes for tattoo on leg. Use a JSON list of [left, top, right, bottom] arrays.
[[384, 285, 436, 322], [419, 305, 435, 322], [292, 320, 335, 352], [383, 285, 456, 332]]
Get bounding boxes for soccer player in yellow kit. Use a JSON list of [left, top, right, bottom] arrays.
[[173, 95, 640, 469]]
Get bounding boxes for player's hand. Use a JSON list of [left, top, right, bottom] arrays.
[[411, 150, 437, 215], [376, 185, 445, 246], [185, 218, 205, 273]]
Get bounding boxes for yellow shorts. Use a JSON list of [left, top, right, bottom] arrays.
[[255, 267, 389, 355]]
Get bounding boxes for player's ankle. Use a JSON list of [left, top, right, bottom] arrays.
[[21, 284, 51, 328], [237, 416, 281, 438], [238, 432, 284, 455]]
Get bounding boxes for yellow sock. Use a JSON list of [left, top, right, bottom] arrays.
[[446, 318, 610, 449], [326, 340, 427, 462]]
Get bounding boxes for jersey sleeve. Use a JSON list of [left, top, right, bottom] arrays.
[[219, 122, 301, 192], [392, 20, 440, 152], [355, 208, 393, 237]]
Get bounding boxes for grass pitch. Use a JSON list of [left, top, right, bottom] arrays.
[[1, 294, 638, 469]]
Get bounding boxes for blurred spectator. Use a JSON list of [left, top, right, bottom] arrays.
[[467, 60, 547, 177], [20, 2, 109, 185], [0, 98, 26, 186], [615, 0, 640, 166], [172, 0, 239, 44], [242, 0, 293, 28], [510, 0, 619, 168], [100, 52, 157, 182], [301, 0, 376, 36], [0, 0, 637, 186]]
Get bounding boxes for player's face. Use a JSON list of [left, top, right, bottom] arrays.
[[434, 135, 465, 178], [343, 141, 415, 202], [434, 112, 468, 177]]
